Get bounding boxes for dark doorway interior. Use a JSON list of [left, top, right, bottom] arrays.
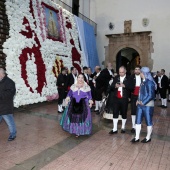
[[72, 0, 79, 16], [116, 48, 140, 74]]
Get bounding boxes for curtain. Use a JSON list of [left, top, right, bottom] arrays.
[[83, 21, 99, 72], [74, 16, 89, 67]]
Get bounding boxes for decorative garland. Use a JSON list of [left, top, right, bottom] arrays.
[[3, 0, 84, 107]]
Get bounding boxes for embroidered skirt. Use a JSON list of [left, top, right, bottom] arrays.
[[60, 98, 92, 136]]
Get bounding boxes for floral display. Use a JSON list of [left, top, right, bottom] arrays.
[[3, 0, 84, 107]]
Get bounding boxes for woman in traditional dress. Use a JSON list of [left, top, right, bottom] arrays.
[[60, 74, 93, 137]]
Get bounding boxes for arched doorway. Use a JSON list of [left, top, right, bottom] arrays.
[[105, 31, 154, 71], [116, 48, 140, 74]]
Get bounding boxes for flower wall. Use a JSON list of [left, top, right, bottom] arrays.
[[3, 0, 84, 107]]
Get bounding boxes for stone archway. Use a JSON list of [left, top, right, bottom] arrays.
[[105, 31, 154, 71], [116, 47, 140, 74]]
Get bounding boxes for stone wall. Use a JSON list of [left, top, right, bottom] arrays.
[[91, 0, 170, 73]]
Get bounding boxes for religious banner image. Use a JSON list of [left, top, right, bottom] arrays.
[[44, 6, 61, 41], [3, 0, 83, 107]]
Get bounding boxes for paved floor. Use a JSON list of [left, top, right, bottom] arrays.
[[0, 100, 170, 170]]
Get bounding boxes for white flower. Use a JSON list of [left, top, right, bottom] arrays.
[[4, 0, 83, 107]]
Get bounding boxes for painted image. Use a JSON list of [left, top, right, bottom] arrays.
[[44, 7, 60, 39]]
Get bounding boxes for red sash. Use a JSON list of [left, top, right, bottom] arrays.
[[117, 91, 122, 98], [133, 86, 140, 96]]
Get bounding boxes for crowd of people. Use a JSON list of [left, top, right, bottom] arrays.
[[153, 69, 169, 108], [58, 64, 170, 143], [57, 63, 114, 113], [0, 64, 170, 143]]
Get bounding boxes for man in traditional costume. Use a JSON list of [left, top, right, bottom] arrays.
[[57, 68, 67, 113], [66, 67, 78, 91], [87, 67, 95, 99], [130, 65, 141, 133], [154, 71, 161, 100], [82, 66, 89, 84], [159, 69, 168, 108], [168, 73, 170, 102], [101, 62, 114, 95], [109, 66, 131, 134], [93, 66, 105, 113], [131, 67, 156, 143]]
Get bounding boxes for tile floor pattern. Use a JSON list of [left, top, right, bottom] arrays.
[[0, 100, 170, 170]]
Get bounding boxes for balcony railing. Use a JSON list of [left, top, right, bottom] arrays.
[[56, 0, 97, 35]]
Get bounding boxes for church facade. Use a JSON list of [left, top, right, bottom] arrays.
[[59, 0, 170, 74], [90, 0, 170, 74]]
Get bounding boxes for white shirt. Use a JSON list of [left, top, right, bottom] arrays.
[[72, 73, 77, 84], [93, 71, 101, 84], [108, 69, 113, 76], [158, 77, 161, 84], [89, 75, 92, 81], [120, 75, 126, 83], [118, 75, 126, 97], [135, 75, 141, 86], [84, 73, 89, 82], [159, 75, 163, 88], [96, 71, 101, 77]]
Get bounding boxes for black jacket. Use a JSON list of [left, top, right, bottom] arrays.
[[154, 75, 159, 87], [57, 73, 67, 89], [88, 74, 94, 89], [94, 72, 105, 100], [95, 73, 105, 90], [160, 75, 169, 89], [101, 68, 114, 93], [0, 76, 16, 115], [82, 73, 89, 83], [154, 75, 159, 85], [110, 75, 132, 99], [66, 73, 76, 88]]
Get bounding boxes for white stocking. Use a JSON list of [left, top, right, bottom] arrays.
[[161, 98, 164, 105], [62, 99, 66, 107], [113, 118, 118, 132], [95, 101, 99, 110], [146, 126, 153, 141], [121, 119, 127, 129], [131, 115, 136, 129], [58, 105, 62, 112], [135, 124, 141, 140], [164, 99, 167, 106], [98, 101, 102, 110]]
